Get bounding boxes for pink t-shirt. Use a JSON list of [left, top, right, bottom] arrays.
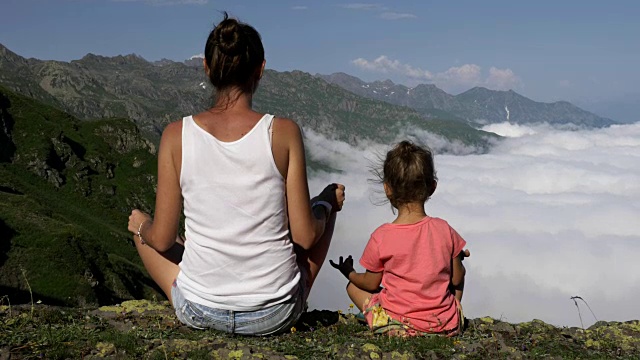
[[360, 216, 467, 333]]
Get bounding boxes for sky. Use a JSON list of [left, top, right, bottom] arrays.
[[306, 121, 640, 327], [1, 0, 639, 121]]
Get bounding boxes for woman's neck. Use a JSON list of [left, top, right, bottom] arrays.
[[392, 202, 427, 225], [212, 88, 253, 112]]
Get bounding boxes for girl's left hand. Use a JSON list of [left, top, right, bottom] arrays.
[[128, 209, 152, 236]]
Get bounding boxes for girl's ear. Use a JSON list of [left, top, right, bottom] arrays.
[[383, 182, 392, 198], [429, 180, 438, 196]]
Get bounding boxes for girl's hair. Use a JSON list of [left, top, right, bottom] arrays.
[[204, 12, 265, 104], [377, 141, 438, 208]]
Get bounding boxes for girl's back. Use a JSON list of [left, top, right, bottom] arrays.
[[361, 216, 466, 333], [333, 141, 468, 336]]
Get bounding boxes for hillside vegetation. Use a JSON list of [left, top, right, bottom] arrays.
[[0, 85, 161, 306]]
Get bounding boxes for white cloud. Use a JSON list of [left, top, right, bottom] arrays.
[[481, 122, 537, 138], [351, 55, 432, 80], [485, 67, 521, 91], [339, 3, 415, 20], [339, 3, 385, 11], [291, 5, 308, 10], [379, 12, 417, 20], [113, 0, 207, 4], [432, 64, 482, 91], [189, 53, 204, 60], [304, 121, 640, 327], [558, 79, 572, 88], [351, 55, 521, 93]]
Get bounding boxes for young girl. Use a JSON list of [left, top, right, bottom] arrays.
[[331, 140, 468, 336]]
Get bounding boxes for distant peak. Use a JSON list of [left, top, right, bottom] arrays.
[[0, 43, 22, 59], [79, 53, 107, 61], [122, 53, 147, 62]]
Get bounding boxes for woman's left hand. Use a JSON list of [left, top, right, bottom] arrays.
[[128, 209, 152, 236]]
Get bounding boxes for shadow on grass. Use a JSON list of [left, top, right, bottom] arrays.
[[0, 285, 68, 306], [295, 310, 341, 331], [0, 218, 14, 268]]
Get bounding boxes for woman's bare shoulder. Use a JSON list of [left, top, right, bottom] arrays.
[[163, 119, 183, 135], [159, 119, 184, 151], [273, 117, 301, 135]]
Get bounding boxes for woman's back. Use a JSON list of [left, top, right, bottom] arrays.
[[177, 111, 299, 311], [126, 12, 345, 334]]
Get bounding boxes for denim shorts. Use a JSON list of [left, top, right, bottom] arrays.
[[171, 271, 308, 336]]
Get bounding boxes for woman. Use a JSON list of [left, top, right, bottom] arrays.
[[127, 13, 345, 335]]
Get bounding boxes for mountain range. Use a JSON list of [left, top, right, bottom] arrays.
[[0, 43, 617, 155], [0, 44, 495, 152], [317, 72, 616, 127]]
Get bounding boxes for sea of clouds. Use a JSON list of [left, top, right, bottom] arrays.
[[303, 121, 640, 328]]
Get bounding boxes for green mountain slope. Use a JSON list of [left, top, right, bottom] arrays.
[[0, 44, 494, 151], [0, 85, 161, 306], [255, 70, 495, 148]]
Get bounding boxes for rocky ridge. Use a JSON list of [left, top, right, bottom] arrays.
[[317, 72, 616, 127]]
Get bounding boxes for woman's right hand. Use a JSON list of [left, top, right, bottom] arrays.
[[317, 183, 346, 212]]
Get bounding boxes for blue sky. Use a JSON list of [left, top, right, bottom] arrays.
[[1, 0, 639, 120]]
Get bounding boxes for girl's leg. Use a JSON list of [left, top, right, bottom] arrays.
[[134, 235, 183, 305], [346, 282, 373, 312]]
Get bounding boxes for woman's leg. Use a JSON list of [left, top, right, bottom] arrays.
[[134, 235, 183, 305], [296, 212, 337, 289]]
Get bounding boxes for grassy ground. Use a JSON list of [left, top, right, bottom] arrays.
[[1, 300, 639, 359]]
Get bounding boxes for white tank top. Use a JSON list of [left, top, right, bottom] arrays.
[[176, 114, 300, 311]]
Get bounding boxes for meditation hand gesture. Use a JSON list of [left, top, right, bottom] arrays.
[[318, 183, 346, 212], [311, 183, 346, 219], [329, 255, 355, 279]]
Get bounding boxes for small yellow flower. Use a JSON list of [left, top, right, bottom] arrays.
[[349, 303, 354, 309], [290, 326, 297, 333], [337, 309, 343, 314]]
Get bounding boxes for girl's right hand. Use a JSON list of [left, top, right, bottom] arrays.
[[329, 255, 355, 279]]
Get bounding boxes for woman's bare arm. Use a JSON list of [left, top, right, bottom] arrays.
[[276, 118, 330, 249], [128, 121, 183, 252]]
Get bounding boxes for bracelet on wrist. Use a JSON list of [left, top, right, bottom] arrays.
[[137, 220, 147, 245]]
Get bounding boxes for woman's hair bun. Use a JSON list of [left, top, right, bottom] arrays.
[[214, 16, 246, 56], [204, 11, 264, 95]]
